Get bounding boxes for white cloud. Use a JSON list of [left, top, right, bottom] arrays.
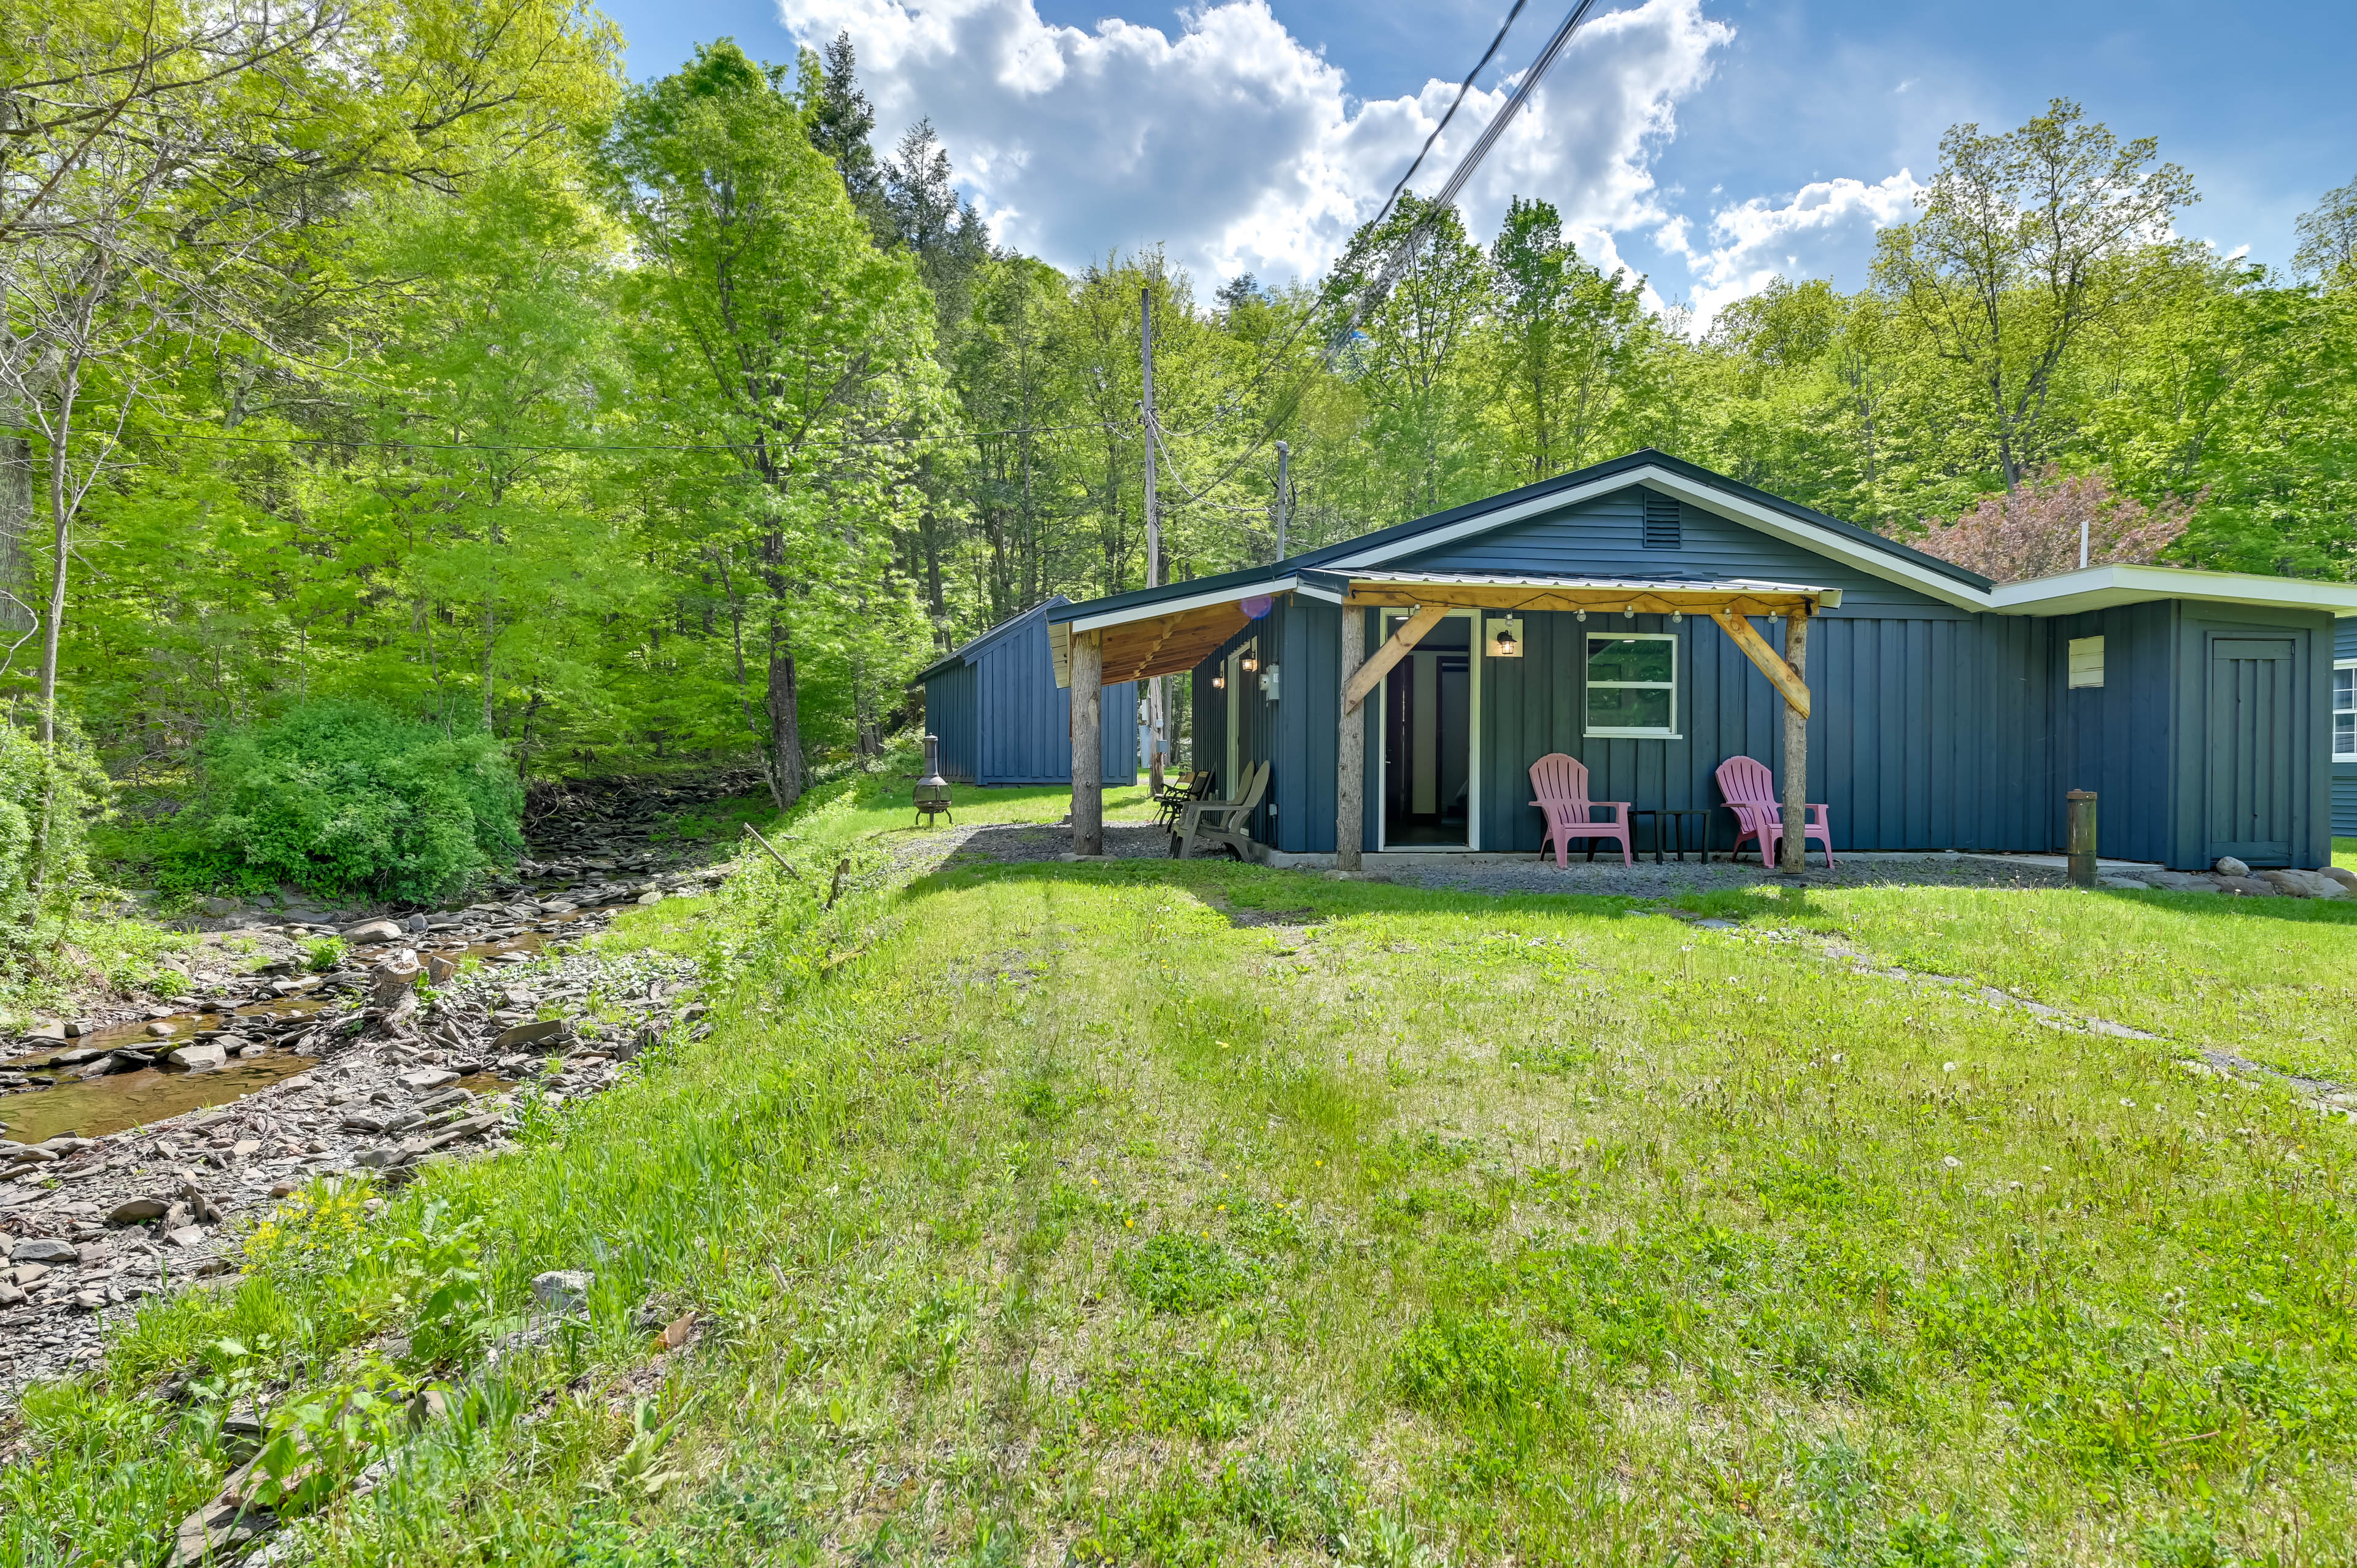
[[1670, 171, 1924, 326], [775, 0, 1733, 288]]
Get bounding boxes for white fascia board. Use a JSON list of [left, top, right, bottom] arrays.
[[1326, 465, 1992, 612], [1064, 576, 1300, 635], [1988, 564, 2357, 618]]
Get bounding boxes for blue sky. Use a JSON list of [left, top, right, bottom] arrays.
[[592, 0, 2356, 322]]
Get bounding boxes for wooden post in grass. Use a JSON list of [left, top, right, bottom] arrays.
[[2066, 790, 2098, 887], [1779, 608, 1810, 875], [1336, 608, 1364, 871], [1070, 629, 1104, 856]]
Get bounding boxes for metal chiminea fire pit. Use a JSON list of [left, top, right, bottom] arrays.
[[913, 735, 954, 827]]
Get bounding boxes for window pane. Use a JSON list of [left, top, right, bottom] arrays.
[[1588, 637, 1674, 684], [2337, 667, 2355, 711], [1589, 686, 1673, 731], [2339, 712, 2355, 755]]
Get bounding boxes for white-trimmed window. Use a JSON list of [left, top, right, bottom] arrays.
[[1585, 633, 1679, 738], [2336, 660, 2356, 760]]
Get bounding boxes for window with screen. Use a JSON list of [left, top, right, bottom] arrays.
[[2337, 661, 2356, 760], [1586, 633, 1678, 737]]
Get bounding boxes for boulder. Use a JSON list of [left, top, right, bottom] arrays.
[[11, 1237, 79, 1264], [493, 1019, 567, 1051], [404, 913, 430, 933], [2262, 868, 2347, 899], [343, 919, 405, 942], [424, 953, 458, 984], [636, 890, 666, 905], [2215, 876, 2277, 897], [530, 1269, 593, 1315], [2215, 855, 2251, 878], [19, 1019, 64, 1043], [195, 897, 241, 917], [2321, 866, 2357, 893], [168, 1042, 228, 1070], [107, 1195, 172, 1226]]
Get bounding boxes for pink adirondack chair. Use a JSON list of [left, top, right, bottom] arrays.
[[1715, 755, 1836, 868], [1528, 753, 1632, 868]]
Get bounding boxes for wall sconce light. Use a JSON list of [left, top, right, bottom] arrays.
[[1240, 649, 1259, 673], [1486, 617, 1523, 657], [1210, 671, 1226, 690]]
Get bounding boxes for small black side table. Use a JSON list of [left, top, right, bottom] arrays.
[[1630, 807, 1713, 863]]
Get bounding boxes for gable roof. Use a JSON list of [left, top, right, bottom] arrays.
[[1290, 449, 1994, 608], [1041, 450, 2357, 639], [913, 595, 1072, 686]]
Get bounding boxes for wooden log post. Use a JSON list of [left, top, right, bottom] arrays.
[[1778, 609, 1810, 875], [1071, 630, 1104, 856], [1336, 609, 1365, 871]]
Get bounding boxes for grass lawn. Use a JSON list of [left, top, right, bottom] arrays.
[[10, 773, 2357, 1566]]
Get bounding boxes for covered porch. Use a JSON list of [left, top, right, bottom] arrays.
[[1050, 568, 1843, 870]]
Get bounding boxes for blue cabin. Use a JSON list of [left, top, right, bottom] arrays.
[[917, 598, 1139, 787], [1047, 451, 2357, 870]]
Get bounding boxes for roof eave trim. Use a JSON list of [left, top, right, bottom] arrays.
[[1063, 576, 1302, 635], [1989, 564, 2357, 617], [1322, 463, 1993, 612]]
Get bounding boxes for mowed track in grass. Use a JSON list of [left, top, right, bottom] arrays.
[[9, 782, 2357, 1566]]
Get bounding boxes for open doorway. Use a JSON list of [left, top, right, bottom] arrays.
[[1380, 611, 1477, 848]]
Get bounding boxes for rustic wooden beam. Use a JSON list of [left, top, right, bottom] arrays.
[[1344, 584, 1820, 618], [1070, 630, 1103, 855], [1779, 608, 1811, 875], [1342, 603, 1449, 713], [1709, 609, 1811, 720], [1336, 608, 1365, 871]]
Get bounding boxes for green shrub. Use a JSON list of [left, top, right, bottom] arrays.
[[0, 717, 107, 934], [158, 701, 522, 902]]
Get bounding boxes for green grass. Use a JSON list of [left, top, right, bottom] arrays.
[[1676, 879, 2357, 1083], [9, 771, 2357, 1566], [2334, 836, 2357, 872]]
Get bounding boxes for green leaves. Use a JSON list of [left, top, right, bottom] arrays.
[[152, 700, 522, 902]]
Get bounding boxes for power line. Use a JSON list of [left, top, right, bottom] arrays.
[[1153, 0, 1608, 506]]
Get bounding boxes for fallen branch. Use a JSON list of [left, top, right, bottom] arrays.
[[825, 856, 852, 910], [740, 823, 802, 879]]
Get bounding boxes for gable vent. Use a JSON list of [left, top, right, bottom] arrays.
[[1642, 492, 1682, 550]]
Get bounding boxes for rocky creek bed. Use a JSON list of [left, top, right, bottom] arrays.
[[0, 835, 737, 1397]]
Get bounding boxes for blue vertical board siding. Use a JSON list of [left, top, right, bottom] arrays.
[[919, 600, 1136, 787], [1135, 473, 2339, 865], [2334, 619, 2357, 838], [2158, 604, 2329, 868], [924, 663, 978, 782]]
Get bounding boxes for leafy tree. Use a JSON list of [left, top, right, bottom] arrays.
[[1873, 99, 2196, 490], [600, 40, 943, 806], [1488, 196, 1649, 484]]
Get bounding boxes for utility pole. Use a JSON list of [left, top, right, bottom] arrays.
[[1274, 439, 1290, 561], [1140, 287, 1166, 795]]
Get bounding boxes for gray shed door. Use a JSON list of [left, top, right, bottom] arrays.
[[2207, 637, 2297, 866]]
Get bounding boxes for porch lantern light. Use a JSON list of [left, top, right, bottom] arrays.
[[1211, 670, 1226, 690], [1495, 623, 1517, 655], [913, 735, 954, 827], [1240, 651, 1259, 674]]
